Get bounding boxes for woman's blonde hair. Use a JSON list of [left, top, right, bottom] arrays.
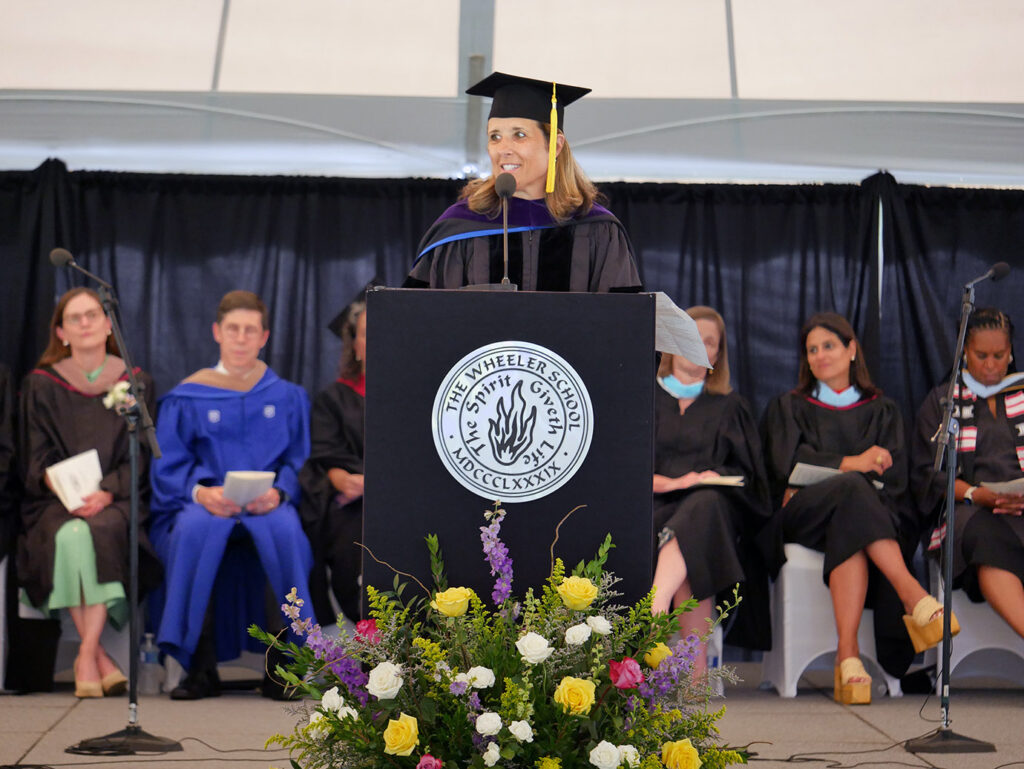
[[656, 305, 732, 395], [460, 125, 601, 221]]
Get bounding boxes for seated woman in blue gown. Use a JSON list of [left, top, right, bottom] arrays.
[[149, 290, 314, 700]]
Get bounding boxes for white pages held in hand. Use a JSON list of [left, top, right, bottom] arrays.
[[788, 461, 884, 490], [696, 476, 745, 487], [223, 470, 276, 506], [980, 478, 1024, 495], [46, 449, 103, 511]]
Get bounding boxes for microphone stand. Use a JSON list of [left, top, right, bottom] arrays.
[[905, 279, 994, 755], [58, 261, 181, 755], [459, 175, 517, 292]]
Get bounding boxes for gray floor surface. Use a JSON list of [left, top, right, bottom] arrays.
[[1, 663, 1022, 769]]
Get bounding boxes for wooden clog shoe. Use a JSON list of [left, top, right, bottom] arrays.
[[903, 595, 960, 654], [834, 657, 871, 705]]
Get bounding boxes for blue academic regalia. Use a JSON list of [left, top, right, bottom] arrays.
[[149, 367, 314, 668]]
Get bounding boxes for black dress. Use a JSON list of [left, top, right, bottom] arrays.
[[17, 359, 161, 609], [912, 382, 1024, 601], [653, 387, 772, 649], [298, 379, 364, 624], [760, 389, 916, 676]]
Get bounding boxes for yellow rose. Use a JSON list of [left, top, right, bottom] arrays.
[[644, 642, 673, 669], [430, 586, 474, 617], [382, 712, 419, 756], [662, 738, 702, 769], [553, 676, 596, 715], [557, 576, 598, 610]]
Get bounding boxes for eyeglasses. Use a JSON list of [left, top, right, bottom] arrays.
[[63, 309, 104, 327], [219, 323, 264, 339]]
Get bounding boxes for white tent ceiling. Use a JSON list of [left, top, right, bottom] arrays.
[[2, 0, 1023, 185]]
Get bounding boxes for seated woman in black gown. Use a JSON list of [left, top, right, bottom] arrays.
[[299, 300, 366, 626], [912, 307, 1024, 638], [760, 312, 954, 705], [651, 306, 771, 673], [18, 288, 158, 697]]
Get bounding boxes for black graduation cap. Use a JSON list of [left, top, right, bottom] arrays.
[[466, 71, 591, 131], [328, 280, 381, 339]]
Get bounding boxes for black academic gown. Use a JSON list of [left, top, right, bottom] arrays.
[[653, 387, 773, 649], [403, 197, 642, 292], [760, 390, 916, 677], [17, 361, 161, 609], [912, 382, 1024, 599], [298, 379, 365, 624], [0, 364, 16, 563]]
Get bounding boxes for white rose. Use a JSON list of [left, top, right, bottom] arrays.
[[516, 632, 554, 664], [454, 672, 472, 686], [483, 741, 501, 767], [467, 665, 496, 688], [508, 719, 534, 743], [320, 685, 343, 713], [564, 623, 592, 646], [475, 711, 502, 736], [587, 615, 613, 635], [366, 661, 404, 699], [589, 740, 621, 769], [338, 705, 359, 721], [618, 744, 640, 768]]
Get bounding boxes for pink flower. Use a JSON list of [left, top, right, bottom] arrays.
[[609, 657, 645, 689], [416, 754, 443, 769], [356, 619, 381, 644]]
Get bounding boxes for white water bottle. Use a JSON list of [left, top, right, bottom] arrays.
[[139, 632, 163, 695]]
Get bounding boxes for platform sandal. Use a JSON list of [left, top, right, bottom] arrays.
[[834, 657, 872, 705], [903, 595, 960, 654]]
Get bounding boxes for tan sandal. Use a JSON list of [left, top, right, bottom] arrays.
[[903, 595, 960, 654], [73, 657, 103, 699], [834, 657, 871, 705]]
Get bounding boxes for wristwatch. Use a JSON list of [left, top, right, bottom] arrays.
[[963, 485, 977, 504]]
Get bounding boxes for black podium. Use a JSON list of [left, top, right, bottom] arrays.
[[363, 288, 654, 609]]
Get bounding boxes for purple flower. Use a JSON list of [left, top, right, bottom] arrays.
[[468, 691, 482, 711], [449, 680, 469, 696], [480, 509, 514, 605], [303, 629, 370, 706], [637, 634, 699, 704]]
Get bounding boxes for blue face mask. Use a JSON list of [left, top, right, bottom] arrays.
[[659, 375, 704, 400], [813, 381, 861, 407]]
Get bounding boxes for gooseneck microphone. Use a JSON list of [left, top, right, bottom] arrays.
[[964, 261, 1011, 288], [495, 172, 517, 286], [49, 247, 114, 289]]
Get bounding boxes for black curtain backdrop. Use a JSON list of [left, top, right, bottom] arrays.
[[2, 160, 1023, 426]]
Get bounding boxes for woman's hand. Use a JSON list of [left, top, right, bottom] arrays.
[[840, 445, 893, 474], [972, 486, 1024, 515], [653, 470, 720, 493], [245, 488, 281, 515], [71, 490, 114, 518], [196, 486, 242, 517], [328, 468, 364, 503]]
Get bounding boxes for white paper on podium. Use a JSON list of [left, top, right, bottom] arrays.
[[653, 292, 711, 369], [223, 470, 276, 506]]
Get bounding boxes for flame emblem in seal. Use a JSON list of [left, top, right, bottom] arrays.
[[487, 381, 537, 465]]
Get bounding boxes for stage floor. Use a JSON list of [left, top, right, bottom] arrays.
[[1, 662, 1021, 769]]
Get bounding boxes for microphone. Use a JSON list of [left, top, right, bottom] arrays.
[[495, 173, 517, 287], [49, 247, 74, 267], [965, 261, 1011, 288], [48, 247, 114, 289]]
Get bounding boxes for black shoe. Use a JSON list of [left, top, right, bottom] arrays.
[[170, 668, 221, 700]]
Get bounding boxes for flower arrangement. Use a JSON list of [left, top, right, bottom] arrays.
[[251, 503, 745, 769]]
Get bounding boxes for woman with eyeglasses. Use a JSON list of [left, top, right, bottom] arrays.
[[17, 287, 160, 697]]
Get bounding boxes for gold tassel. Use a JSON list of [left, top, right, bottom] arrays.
[[546, 82, 558, 194]]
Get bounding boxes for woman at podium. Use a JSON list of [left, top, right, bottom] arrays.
[[760, 312, 950, 705], [911, 307, 1024, 640], [17, 288, 159, 697], [404, 71, 642, 292], [651, 306, 771, 672]]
